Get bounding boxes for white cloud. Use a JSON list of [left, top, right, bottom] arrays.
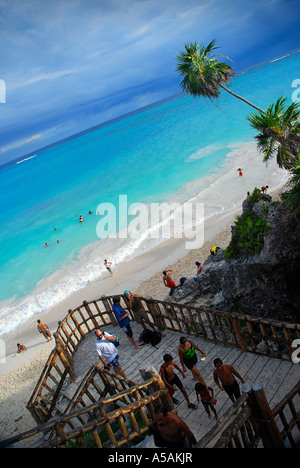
[[23, 68, 80, 86], [1, 134, 43, 153]]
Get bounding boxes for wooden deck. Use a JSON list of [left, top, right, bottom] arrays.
[[71, 321, 300, 446]]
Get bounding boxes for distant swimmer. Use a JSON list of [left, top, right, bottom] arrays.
[[79, 215, 83, 223], [45, 243, 49, 247], [237, 168, 243, 176], [104, 259, 113, 276]]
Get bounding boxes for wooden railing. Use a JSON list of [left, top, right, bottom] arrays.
[[197, 380, 300, 448], [272, 380, 300, 448], [1, 367, 173, 449], [26, 294, 300, 426]]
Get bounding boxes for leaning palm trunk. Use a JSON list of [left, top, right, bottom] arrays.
[[176, 41, 300, 171], [219, 83, 265, 114]]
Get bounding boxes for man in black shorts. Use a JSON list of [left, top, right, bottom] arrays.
[[160, 354, 197, 409], [213, 358, 245, 403]]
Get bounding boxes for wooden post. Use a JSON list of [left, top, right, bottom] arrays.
[[55, 344, 76, 380], [83, 300, 100, 329], [246, 382, 285, 448], [145, 297, 166, 332], [232, 316, 248, 352], [139, 366, 174, 413], [100, 296, 118, 326]]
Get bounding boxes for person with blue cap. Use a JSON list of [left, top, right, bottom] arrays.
[[112, 296, 141, 349]]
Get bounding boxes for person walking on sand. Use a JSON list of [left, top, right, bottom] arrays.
[[195, 382, 218, 420], [104, 259, 113, 276], [112, 297, 142, 349], [94, 328, 127, 380], [237, 168, 243, 176], [149, 404, 197, 448], [178, 336, 207, 387], [160, 354, 197, 409], [213, 358, 245, 403], [163, 269, 177, 296], [37, 320, 52, 342]]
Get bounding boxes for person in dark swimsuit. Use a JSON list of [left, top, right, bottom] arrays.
[[178, 336, 207, 387], [104, 259, 113, 276], [213, 358, 245, 403], [160, 354, 197, 409]]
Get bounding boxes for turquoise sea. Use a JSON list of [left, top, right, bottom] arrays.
[[0, 50, 299, 338]]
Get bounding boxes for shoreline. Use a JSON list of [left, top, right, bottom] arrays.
[[0, 184, 284, 440]]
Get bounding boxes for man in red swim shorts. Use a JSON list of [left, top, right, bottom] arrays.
[[163, 269, 177, 296]]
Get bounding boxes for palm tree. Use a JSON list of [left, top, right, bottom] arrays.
[[282, 156, 300, 220], [248, 97, 300, 170], [176, 39, 265, 113]]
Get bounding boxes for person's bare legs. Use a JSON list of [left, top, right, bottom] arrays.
[[191, 366, 206, 387], [128, 336, 142, 349]]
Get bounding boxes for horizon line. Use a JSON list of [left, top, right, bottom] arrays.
[[1, 46, 300, 171]]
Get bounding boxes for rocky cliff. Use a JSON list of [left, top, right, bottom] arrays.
[[165, 194, 300, 323]]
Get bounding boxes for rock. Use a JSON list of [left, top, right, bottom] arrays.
[[164, 197, 300, 323]]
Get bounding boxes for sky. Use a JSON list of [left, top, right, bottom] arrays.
[[0, 0, 300, 165]]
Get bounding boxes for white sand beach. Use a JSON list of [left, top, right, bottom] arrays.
[[0, 185, 284, 442]]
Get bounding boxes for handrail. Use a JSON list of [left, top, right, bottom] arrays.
[[26, 294, 300, 426], [2, 366, 173, 448]]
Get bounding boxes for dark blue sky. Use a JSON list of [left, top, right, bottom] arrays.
[[1, 0, 300, 164]]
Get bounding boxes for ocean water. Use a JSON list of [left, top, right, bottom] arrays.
[[0, 50, 299, 338]]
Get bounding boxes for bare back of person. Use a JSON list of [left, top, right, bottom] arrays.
[[154, 413, 189, 444]]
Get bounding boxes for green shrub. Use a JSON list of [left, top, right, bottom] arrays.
[[224, 210, 270, 259]]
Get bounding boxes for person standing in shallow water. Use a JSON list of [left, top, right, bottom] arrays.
[[104, 259, 113, 276]]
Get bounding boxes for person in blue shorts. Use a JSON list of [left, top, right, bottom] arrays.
[[112, 297, 142, 349], [94, 328, 127, 379]]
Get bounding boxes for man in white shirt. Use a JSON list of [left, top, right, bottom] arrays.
[[94, 328, 127, 379]]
